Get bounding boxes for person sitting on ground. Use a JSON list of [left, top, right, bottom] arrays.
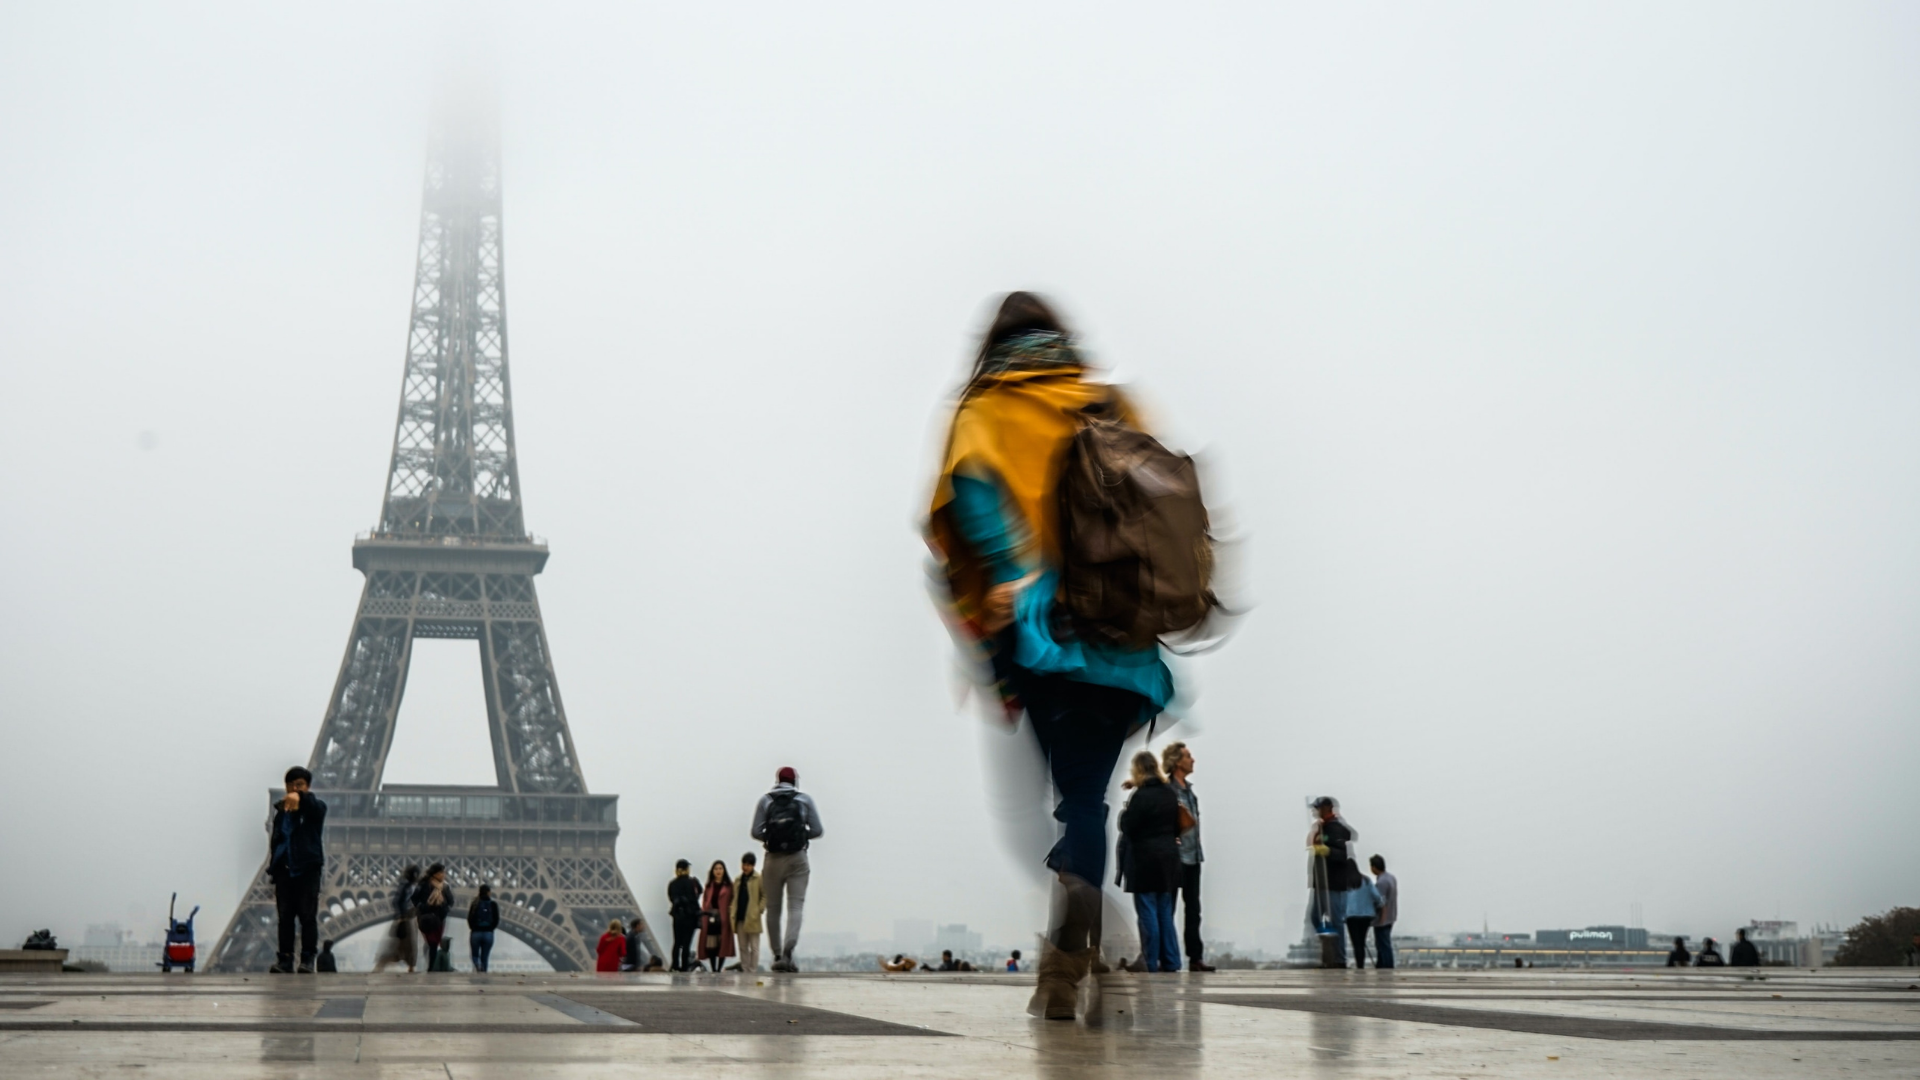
[[1666, 936, 1691, 967], [643, 955, 666, 972], [597, 919, 627, 973], [1729, 928, 1761, 967], [1006, 949, 1022, 972], [881, 954, 919, 972], [938, 949, 961, 971], [624, 915, 652, 973], [315, 939, 338, 973], [1694, 937, 1725, 966]]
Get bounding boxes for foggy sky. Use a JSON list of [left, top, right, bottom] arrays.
[[2, 2, 1916, 957]]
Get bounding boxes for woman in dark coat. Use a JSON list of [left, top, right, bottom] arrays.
[[412, 863, 456, 971], [372, 864, 422, 974], [697, 860, 735, 973], [1117, 751, 1183, 972]]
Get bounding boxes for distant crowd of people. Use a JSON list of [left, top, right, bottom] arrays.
[[654, 765, 824, 974], [1667, 928, 1763, 968], [1304, 795, 1399, 969]]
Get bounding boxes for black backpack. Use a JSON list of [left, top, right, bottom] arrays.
[[762, 791, 809, 854]]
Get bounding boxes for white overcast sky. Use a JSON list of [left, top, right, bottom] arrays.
[[2, 2, 1916, 956]]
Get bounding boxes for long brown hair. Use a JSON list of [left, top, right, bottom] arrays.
[[970, 291, 1068, 382]]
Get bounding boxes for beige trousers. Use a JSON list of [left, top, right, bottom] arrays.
[[737, 932, 762, 972]]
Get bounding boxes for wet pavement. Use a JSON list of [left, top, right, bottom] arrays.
[[1, 966, 1915, 1078]]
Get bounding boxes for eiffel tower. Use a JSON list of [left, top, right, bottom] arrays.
[[208, 101, 659, 972]]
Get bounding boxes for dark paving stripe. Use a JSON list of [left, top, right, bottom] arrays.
[[1201, 995, 1920, 1041], [527, 993, 633, 1025], [312, 997, 365, 1019], [558, 991, 946, 1036], [0, 1021, 922, 1035], [0, 1001, 52, 1010]]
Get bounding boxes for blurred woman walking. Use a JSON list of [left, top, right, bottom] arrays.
[[372, 864, 422, 974], [926, 292, 1177, 1019], [1117, 751, 1182, 972], [698, 860, 736, 973], [413, 864, 455, 972]]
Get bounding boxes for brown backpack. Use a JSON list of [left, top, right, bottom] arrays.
[[1056, 400, 1217, 650]]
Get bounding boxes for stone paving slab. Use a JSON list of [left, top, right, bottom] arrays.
[[0, 967, 1915, 1078]]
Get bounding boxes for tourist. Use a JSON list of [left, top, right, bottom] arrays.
[[1729, 928, 1761, 967], [597, 919, 627, 972], [881, 954, 919, 972], [1006, 949, 1022, 972], [1345, 872, 1382, 968], [698, 860, 736, 973], [1161, 741, 1214, 972], [669, 859, 700, 972], [314, 939, 338, 973], [1307, 797, 1363, 968], [1118, 750, 1183, 973], [1369, 854, 1398, 969], [732, 853, 766, 973], [643, 955, 666, 972], [372, 865, 422, 974], [467, 884, 500, 973], [1666, 936, 1691, 967], [413, 864, 455, 972], [925, 293, 1177, 1018], [1695, 937, 1725, 966], [624, 916, 652, 972], [267, 766, 328, 973], [751, 765, 825, 972], [934, 950, 959, 971]]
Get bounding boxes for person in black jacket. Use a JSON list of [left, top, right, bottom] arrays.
[[267, 766, 327, 973], [413, 864, 456, 971], [467, 885, 500, 972], [1666, 936, 1691, 967], [1729, 928, 1761, 967], [668, 859, 701, 972], [1118, 751, 1183, 972], [1695, 937, 1725, 966], [1308, 796, 1363, 968]]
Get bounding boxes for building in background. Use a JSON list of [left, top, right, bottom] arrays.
[[934, 924, 983, 953], [891, 920, 933, 954], [68, 924, 161, 973]]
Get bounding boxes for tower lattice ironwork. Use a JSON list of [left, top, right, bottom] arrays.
[[208, 104, 659, 972]]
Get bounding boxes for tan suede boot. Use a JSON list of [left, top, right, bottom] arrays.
[[1026, 942, 1091, 1020]]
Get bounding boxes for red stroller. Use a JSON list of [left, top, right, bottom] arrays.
[[159, 893, 199, 973]]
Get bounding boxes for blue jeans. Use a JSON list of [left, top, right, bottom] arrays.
[[1134, 892, 1180, 972], [1019, 672, 1150, 954], [1324, 889, 1351, 965], [1022, 673, 1149, 888], [1373, 923, 1395, 969], [469, 930, 494, 972]]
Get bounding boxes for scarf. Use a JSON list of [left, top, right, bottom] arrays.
[[971, 330, 1083, 381], [927, 340, 1141, 638]]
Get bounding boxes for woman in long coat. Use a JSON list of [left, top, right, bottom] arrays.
[[1117, 751, 1183, 972], [697, 860, 735, 972]]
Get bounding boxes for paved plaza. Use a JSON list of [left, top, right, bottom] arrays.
[[1, 967, 1915, 1078]]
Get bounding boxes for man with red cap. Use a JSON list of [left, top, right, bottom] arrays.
[[751, 765, 825, 972]]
